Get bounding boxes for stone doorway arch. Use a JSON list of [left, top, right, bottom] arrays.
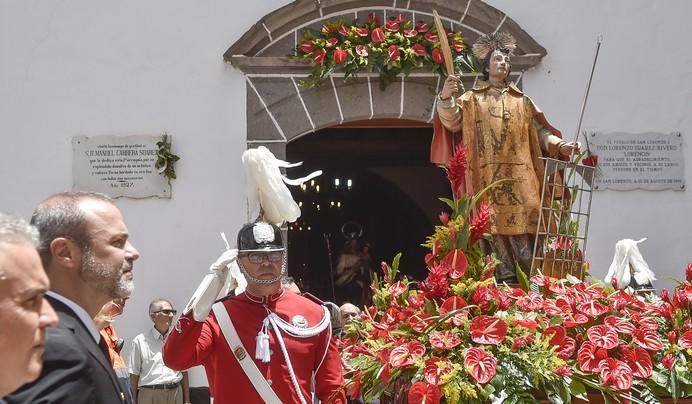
[[224, 0, 548, 157]]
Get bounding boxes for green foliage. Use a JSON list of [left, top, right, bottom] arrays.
[[155, 133, 180, 180]]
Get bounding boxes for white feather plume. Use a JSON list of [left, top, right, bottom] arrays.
[[242, 146, 322, 225], [604, 238, 656, 289]]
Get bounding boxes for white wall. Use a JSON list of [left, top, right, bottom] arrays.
[[1, 0, 690, 347]]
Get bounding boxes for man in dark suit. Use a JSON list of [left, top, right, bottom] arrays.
[[5, 192, 140, 404], [0, 212, 58, 399]]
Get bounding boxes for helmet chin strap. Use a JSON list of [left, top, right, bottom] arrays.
[[238, 257, 286, 285]]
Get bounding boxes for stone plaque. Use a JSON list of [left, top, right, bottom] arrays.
[[589, 132, 684, 191], [72, 135, 171, 198]]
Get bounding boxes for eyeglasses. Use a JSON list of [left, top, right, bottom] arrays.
[[153, 309, 177, 316], [241, 251, 284, 264]]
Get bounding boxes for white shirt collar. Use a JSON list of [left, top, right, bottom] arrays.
[[47, 290, 101, 342]]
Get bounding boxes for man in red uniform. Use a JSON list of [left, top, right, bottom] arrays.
[[163, 220, 345, 404]]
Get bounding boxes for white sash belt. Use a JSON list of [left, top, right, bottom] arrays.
[[212, 303, 281, 404]]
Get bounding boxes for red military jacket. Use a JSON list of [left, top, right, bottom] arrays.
[[162, 290, 345, 403]]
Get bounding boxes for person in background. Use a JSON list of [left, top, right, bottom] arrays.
[[4, 192, 139, 404], [127, 298, 190, 404], [339, 302, 361, 327], [0, 212, 58, 400], [95, 298, 134, 404]]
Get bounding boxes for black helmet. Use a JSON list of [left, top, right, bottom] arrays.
[[237, 221, 284, 252]]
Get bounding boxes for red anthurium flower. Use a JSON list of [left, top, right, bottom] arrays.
[[577, 300, 609, 318], [632, 329, 664, 351], [313, 48, 326, 65], [431, 48, 444, 64], [451, 39, 464, 53], [338, 25, 350, 37], [388, 281, 407, 298], [404, 29, 418, 38], [425, 32, 439, 43], [326, 37, 339, 48], [423, 357, 452, 385], [544, 326, 566, 346], [599, 358, 633, 391], [300, 40, 314, 54], [355, 27, 369, 37], [667, 330, 677, 344], [443, 249, 468, 280], [440, 296, 467, 312], [662, 354, 675, 369], [470, 201, 491, 244], [587, 325, 620, 350], [411, 43, 426, 57], [604, 315, 636, 334], [577, 341, 609, 372], [563, 313, 589, 328], [321, 24, 335, 35], [516, 292, 544, 311], [415, 21, 429, 33], [407, 381, 441, 404], [333, 48, 348, 64], [371, 27, 385, 43], [470, 316, 508, 345], [447, 144, 468, 198], [582, 154, 598, 167], [557, 337, 577, 360], [621, 347, 652, 379], [464, 348, 497, 384], [385, 19, 400, 32], [355, 45, 369, 57], [513, 318, 539, 330], [387, 44, 400, 61], [429, 330, 461, 350], [638, 317, 658, 331], [408, 313, 432, 333], [679, 329, 692, 348], [389, 341, 425, 368]]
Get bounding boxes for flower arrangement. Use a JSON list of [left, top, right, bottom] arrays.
[[339, 145, 692, 403], [294, 13, 477, 89]]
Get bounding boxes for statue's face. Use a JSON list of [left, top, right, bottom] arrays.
[[486, 50, 511, 80]]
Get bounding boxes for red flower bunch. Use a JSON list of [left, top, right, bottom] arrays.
[[338, 138, 692, 402], [295, 13, 472, 89]]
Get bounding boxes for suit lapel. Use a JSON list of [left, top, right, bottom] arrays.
[[47, 296, 125, 401]]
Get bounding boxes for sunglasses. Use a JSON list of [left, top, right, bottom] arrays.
[[153, 309, 177, 315], [241, 251, 284, 264]]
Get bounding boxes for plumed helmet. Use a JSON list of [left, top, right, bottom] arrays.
[[237, 221, 284, 252]]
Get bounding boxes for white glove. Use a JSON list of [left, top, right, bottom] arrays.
[[209, 249, 238, 273], [182, 249, 239, 322]]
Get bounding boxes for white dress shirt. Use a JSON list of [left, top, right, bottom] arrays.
[[126, 327, 182, 386]]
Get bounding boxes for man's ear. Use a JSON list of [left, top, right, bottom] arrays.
[[50, 238, 81, 269]]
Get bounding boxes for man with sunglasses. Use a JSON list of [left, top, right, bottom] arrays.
[[163, 220, 345, 404], [127, 299, 190, 404]]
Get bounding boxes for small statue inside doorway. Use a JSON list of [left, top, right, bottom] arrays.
[[334, 221, 372, 306]]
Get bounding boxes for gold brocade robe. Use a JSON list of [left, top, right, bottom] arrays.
[[435, 81, 563, 235]]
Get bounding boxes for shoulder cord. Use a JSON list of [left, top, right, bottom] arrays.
[[262, 306, 331, 404]]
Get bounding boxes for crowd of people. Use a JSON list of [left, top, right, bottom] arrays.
[[0, 193, 354, 404], [0, 31, 570, 403]]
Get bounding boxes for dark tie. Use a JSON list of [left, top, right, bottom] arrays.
[[98, 335, 112, 363]]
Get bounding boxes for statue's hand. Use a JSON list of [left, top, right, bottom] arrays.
[[559, 141, 581, 157], [440, 75, 461, 100]]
